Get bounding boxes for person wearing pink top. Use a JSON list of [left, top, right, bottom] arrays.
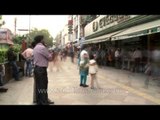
[[21, 46, 33, 77]]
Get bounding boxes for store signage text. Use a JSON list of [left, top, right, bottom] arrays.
[[93, 15, 131, 32]]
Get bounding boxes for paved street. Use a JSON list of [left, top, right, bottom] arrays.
[[0, 57, 160, 105]]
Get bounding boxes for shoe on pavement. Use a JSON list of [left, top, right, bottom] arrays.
[[33, 101, 37, 103], [0, 88, 8, 92], [47, 101, 54, 104], [80, 84, 83, 86], [48, 99, 54, 104], [83, 85, 89, 87], [34, 99, 54, 105]]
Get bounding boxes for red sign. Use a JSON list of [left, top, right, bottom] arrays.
[[22, 40, 27, 52], [68, 20, 73, 25]]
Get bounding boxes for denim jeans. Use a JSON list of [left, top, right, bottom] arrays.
[[26, 59, 32, 76], [9, 61, 19, 80]]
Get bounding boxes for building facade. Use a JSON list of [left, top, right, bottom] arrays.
[[82, 15, 160, 72], [72, 15, 98, 45], [83, 15, 160, 45], [60, 24, 69, 48]]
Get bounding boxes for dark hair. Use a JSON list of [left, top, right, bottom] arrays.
[[31, 41, 36, 48], [90, 54, 94, 59], [81, 44, 87, 50], [34, 35, 44, 44], [137, 47, 140, 50], [9, 44, 13, 47]]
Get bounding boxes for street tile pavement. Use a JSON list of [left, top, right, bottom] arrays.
[[0, 57, 160, 105]]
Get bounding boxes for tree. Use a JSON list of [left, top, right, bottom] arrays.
[[26, 28, 53, 47], [0, 16, 5, 28], [12, 35, 25, 44]]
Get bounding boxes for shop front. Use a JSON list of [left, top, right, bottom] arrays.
[[110, 18, 160, 71], [84, 15, 160, 45], [83, 15, 160, 71]]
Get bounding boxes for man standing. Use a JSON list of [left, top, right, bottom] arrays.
[[21, 45, 33, 77], [7, 44, 19, 81], [115, 48, 121, 69], [133, 47, 142, 72], [33, 35, 54, 105], [69, 43, 74, 63]]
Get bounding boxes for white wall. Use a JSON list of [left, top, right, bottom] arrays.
[[61, 24, 69, 45], [73, 15, 78, 42]]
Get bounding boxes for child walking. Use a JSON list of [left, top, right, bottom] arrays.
[[89, 54, 100, 89]]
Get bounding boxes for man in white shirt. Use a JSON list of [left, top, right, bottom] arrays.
[[115, 48, 121, 69], [132, 47, 142, 72]]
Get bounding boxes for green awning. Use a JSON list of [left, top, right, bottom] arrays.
[[82, 30, 125, 44], [111, 19, 160, 41]]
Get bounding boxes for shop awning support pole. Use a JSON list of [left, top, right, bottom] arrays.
[[147, 33, 151, 63]]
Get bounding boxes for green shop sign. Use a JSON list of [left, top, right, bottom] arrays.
[[92, 15, 132, 32], [114, 26, 160, 40], [128, 26, 160, 37]]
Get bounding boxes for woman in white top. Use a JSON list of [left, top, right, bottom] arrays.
[[89, 54, 100, 89]]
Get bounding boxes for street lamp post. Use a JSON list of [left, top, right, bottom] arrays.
[[14, 17, 17, 36], [28, 15, 31, 41]]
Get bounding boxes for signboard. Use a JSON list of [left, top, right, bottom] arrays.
[[92, 15, 131, 32], [0, 28, 13, 44], [0, 31, 7, 40], [85, 15, 138, 37], [112, 26, 160, 41]]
